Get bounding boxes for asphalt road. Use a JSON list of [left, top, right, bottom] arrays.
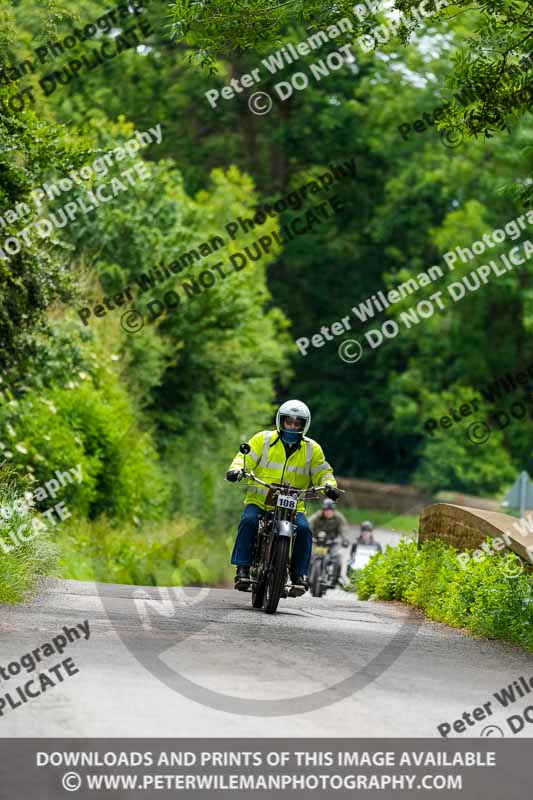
[[1, 575, 532, 738]]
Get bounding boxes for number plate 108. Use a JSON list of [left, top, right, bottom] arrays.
[[277, 494, 297, 510]]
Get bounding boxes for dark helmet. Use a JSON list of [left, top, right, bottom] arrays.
[[322, 498, 336, 510], [361, 520, 373, 532]]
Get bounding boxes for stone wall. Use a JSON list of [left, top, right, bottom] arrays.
[[337, 477, 431, 513], [419, 503, 533, 568], [337, 478, 499, 515]]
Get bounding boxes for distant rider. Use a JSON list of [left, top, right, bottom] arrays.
[[309, 498, 350, 584], [226, 400, 339, 590], [350, 520, 382, 558]]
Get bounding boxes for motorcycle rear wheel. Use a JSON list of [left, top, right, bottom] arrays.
[[263, 537, 290, 614]]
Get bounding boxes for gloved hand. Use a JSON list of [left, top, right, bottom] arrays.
[[226, 469, 242, 482], [324, 484, 340, 500]]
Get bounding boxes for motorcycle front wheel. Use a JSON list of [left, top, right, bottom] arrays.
[[309, 560, 323, 597], [263, 536, 290, 614]]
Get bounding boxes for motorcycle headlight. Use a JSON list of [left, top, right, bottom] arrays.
[[277, 519, 294, 538]]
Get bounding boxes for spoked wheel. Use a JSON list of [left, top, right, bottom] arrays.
[[252, 573, 265, 608], [263, 537, 290, 614], [309, 560, 323, 597]]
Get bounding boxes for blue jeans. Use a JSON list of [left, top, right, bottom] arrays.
[[231, 503, 313, 575]]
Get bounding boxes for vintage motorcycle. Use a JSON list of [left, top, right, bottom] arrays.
[[234, 443, 344, 614], [309, 531, 349, 597]]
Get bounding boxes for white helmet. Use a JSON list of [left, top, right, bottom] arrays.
[[276, 399, 311, 442]]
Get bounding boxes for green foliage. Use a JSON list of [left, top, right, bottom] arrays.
[[413, 427, 517, 495], [0, 466, 58, 603], [0, 66, 91, 375], [9, 0, 527, 490], [168, 0, 356, 65], [168, 0, 451, 64], [345, 568, 364, 593], [357, 539, 420, 600], [355, 539, 533, 651], [0, 339, 169, 523], [169, 0, 531, 186], [53, 513, 233, 587]]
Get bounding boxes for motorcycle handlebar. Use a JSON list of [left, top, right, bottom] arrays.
[[240, 469, 346, 497]]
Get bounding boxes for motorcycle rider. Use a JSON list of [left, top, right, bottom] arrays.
[[309, 498, 350, 585], [350, 520, 382, 558], [226, 400, 339, 590]]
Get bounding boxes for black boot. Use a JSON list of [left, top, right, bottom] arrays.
[[291, 574, 308, 587], [289, 573, 308, 596], [234, 565, 251, 590]]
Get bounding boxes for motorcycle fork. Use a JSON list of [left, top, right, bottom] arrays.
[[264, 512, 295, 578]]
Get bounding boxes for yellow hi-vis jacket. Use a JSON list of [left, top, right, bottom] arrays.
[[228, 430, 337, 512]]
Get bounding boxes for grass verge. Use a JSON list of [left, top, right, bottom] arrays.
[[52, 515, 235, 587], [0, 469, 58, 604], [306, 502, 420, 535]]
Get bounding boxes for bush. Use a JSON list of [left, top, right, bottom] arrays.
[[52, 514, 234, 588], [353, 539, 533, 651], [0, 467, 58, 603], [357, 539, 419, 600], [345, 568, 365, 593], [0, 355, 169, 524]]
